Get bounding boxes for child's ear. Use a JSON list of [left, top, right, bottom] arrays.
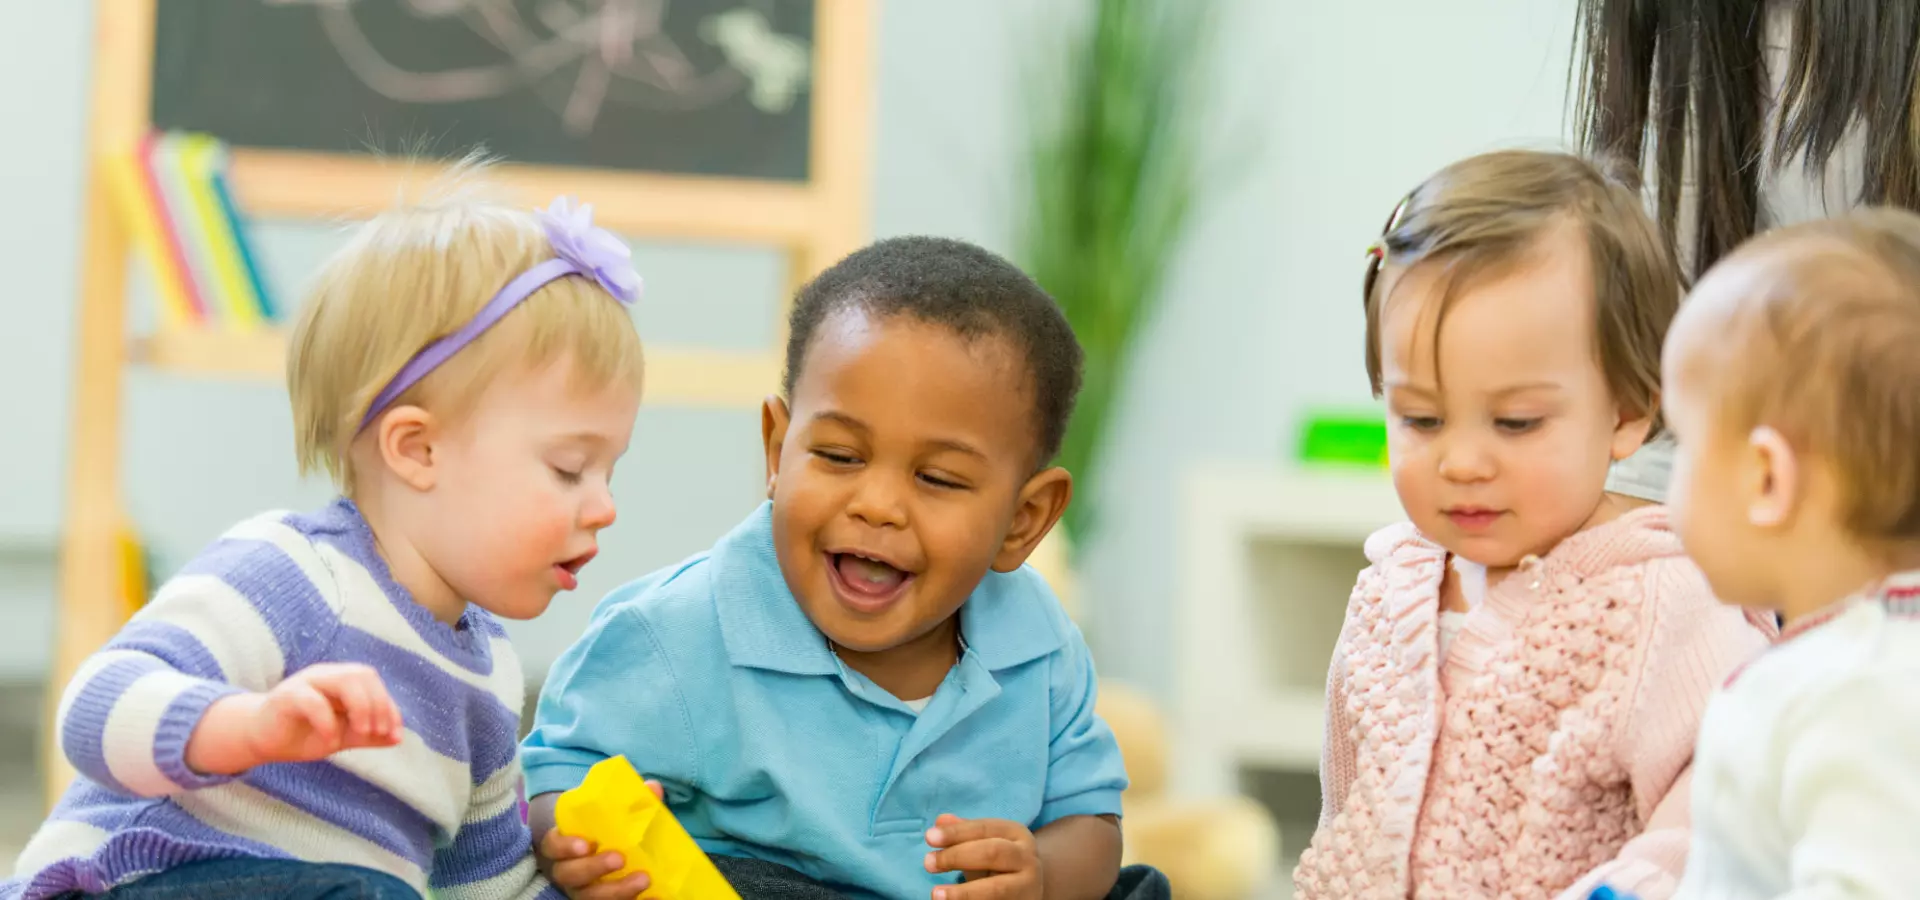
[[992, 467, 1074, 573], [1610, 399, 1657, 462], [377, 406, 439, 492], [1746, 425, 1799, 528], [761, 396, 791, 499]]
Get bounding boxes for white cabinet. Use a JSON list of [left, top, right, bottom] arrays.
[[1172, 463, 1403, 799]]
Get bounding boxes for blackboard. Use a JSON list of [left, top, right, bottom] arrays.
[[151, 0, 816, 182]]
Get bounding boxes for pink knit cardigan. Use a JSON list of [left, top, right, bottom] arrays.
[[1293, 507, 1774, 899]]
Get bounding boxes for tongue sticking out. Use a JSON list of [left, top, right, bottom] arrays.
[[837, 554, 907, 594]]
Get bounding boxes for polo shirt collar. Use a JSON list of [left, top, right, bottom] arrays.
[[711, 502, 1068, 675]]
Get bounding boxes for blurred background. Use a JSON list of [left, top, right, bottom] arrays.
[[0, 2, 1578, 896]]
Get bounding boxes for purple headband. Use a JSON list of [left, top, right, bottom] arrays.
[[358, 197, 643, 431]]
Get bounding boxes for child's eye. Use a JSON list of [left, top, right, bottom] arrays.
[[813, 449, 860, 467], [1400, 415, 1443, 432], [1495, 417, 1543, 434], [551, 466, 583, 485], [918, 472, 965, 490]]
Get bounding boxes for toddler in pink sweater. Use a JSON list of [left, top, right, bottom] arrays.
[[1292, 151, 1775, 900]]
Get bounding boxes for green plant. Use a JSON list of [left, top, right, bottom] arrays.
[[1016, 0, 1216, 549]]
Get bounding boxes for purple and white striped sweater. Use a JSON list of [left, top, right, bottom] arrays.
[[2, 499, 561, 900]]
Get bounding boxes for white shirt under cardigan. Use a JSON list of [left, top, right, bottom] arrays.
[[1673, 576, 1920, 898]]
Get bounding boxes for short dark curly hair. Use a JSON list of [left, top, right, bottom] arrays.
[[782, 236, 1084, 467]]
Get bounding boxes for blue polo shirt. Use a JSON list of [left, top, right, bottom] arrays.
[[521, 503, 1128, 900]]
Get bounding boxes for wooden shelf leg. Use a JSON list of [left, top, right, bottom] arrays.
[[46, 0, 152, 811], [47, 151, 134, 807], [47, 148, 135, 806]]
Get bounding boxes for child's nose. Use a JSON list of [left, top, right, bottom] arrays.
[[846, 473, 909, 529], [1437, 436, 1497, 483], [581, 485, 617, 529]]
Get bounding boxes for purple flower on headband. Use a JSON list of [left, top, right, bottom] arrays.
[[538, 196, 643, 304]]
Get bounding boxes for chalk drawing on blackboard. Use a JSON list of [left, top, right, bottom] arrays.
[[258, 0, 811, 138], [703, 8, 809, 114]]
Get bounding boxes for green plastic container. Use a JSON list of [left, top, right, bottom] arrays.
[[1297, 411, 1388, 468]]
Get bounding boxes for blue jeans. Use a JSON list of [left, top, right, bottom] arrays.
[[86, 859, 419, 899], [709, 856, 1172, 899], [1108, 865, 1172, 899]]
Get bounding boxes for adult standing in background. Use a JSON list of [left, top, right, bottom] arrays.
[[1572, 0, 1920, 502]]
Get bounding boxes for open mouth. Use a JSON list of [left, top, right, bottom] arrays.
[[553, 549, 596, 590], [825, 551, 914, 613]]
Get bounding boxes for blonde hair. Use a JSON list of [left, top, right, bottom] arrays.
[[288, 176, 645, 490], [1363, 150, 1682, 433], [1686, 208, 1920, 543]]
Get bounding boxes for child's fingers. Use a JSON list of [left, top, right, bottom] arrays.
[[358, 674, 403, 740], [301, 664, 401, 744], [330, 671, 374, 737], [925, 816, 1021, 849], [549, 852, 626, 889], [925, 838, 1024, 876], [337, 681, 406, 750], [287, 682, 341, 746], [579, 870, 652, 900], [645, 779, 664, 801], [539, 828, 594, 862], [931, 874, 1025, 900]]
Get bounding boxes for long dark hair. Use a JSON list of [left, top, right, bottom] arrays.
[[1573, 0, 1920, 280]]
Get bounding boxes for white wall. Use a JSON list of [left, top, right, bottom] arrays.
[[1076, 1, 1581, 696], [0, 7, 91, 544], [0, 1, 1580, 699]]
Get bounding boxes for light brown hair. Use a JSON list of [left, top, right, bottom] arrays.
[[1363, 149, 1682, 433], [1685, 207, 1920, 542], [288, 167, 645, 491]]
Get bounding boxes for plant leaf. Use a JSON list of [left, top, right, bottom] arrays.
[[1013, 0, 1232, 550]]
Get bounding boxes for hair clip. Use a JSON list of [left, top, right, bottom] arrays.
[[1366, 194, 1413, 261], [1381, 195, 1411, 236]]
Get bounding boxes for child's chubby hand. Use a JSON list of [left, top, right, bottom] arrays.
[[924, 813, 1043, 900], [186, 663, 403, 775], [537, 779, 666, 900]]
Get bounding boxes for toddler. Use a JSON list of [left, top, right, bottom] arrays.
[[2, 184, 645, 900], [1662, 209, 1920, 894], [1292, 150, 1775, 899], [522, 237, 1155, 900]]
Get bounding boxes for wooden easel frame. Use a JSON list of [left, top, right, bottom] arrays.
[[49, 0, 872, 807]]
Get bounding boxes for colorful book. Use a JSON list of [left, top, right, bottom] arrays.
[[207, 147, 277, 322], [177, 133, 264, 331], [104, 136, 196, 327], [136, 131, 207, 322]]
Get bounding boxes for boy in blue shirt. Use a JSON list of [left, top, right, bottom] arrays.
[[522, 237, 1157, 900]]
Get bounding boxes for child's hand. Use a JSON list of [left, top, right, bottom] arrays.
[[186, 663, 403, 775], [536, 779, 663, 900], [539, 828, 651, 900], [924, 814, 1043, 900]]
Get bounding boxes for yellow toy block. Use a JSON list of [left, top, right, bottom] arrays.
[[554, 756, 741, 900]]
